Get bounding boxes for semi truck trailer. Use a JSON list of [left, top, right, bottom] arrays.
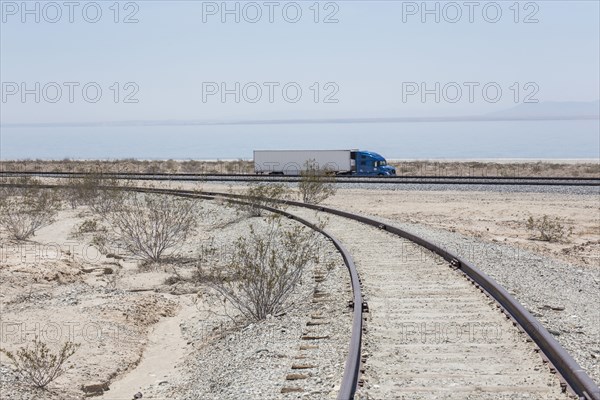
[[254, 150, 396, 176]]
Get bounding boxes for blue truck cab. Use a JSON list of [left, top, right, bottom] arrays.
[[352, 150, 396, 176]]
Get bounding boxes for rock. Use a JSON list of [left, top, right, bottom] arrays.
[[106, 253, 124, 260], [543, 304, 565, 311], [102, 266, 114, 275], [81, 381, 109, 395], [530, 311, 543, 317], [82, 266, 113, 275]]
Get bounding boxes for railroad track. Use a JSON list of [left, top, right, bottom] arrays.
[[285, 205, 576, 399], [1, 181, 599, 399], [1, 170, 599, 186]]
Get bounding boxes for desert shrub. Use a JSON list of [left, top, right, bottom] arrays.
[[234, 183, 290, 217], [164, 274, 184, 285], [77, 219, 100, 234], [61, 174, 95, 208], [104, 192, 200, 262], [91, 234, 109, 254], [182, 160, 202, 173], [0, 182, 61, 240], [63, 174, 126, 214], [526, 215, 573, 242], [199, 216, 322, 322], [298, 160, 336, 204], [0, 338, 79, 389], [145, 163, 161, 174], [165, 159, 178, 173]]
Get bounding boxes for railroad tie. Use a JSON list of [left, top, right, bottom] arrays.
[[280, 387, 304, 393], [291, 364, 317, 370]]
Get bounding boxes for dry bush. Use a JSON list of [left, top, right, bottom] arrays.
[[233, 183, 290, 217], [77, 219, 99, 234], [0, 180, 61, 240], [181, 160, 202, 173], [298, 160, 337, 204], [62, 174, 127, 213], [1, 339, 79, 390], [198, 216, 322, 322], [104, 192, 200, 262], [526, 215, 573, 242], [71, 219, 107, 241], [62, 173, 102, 209], [89, 185, 128, 216]]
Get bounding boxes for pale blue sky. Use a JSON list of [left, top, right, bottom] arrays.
[[1, 0, 599, 125]]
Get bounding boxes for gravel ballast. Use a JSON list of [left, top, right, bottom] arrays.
[[372, 215, 600, 385]]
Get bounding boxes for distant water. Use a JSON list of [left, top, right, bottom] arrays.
[[1, 120, 598, 160]]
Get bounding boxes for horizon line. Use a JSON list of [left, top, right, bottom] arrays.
[[3, 114, 600, 128]]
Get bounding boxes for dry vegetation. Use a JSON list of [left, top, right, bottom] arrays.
[[101, 193, 201, 262], [0, 159, 254, 175], [298, 160, 337, 204], [0, 160, 597, 399], [195, 216, 323, 322], [1, 159, 598, 177], [526, 215, 573, 243], [234, 183, 290, 217], [390, 160, 599, 178], [1, 339, 79, 390], [0, 180, 62, 240], [0, 177, 326, 398]]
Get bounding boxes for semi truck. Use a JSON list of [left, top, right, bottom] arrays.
[[254, 150, 396, 176]]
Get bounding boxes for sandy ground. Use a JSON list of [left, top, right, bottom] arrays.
[[1, 178, 598, 399], [0, 200, 235, 399], [195, 182, 599, 269], [0, 192, 344, 400], [99, 295, 196, 400], [326, 189, 600, 269]]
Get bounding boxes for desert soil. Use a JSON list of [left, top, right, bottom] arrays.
[[1, 176, 598, 399]]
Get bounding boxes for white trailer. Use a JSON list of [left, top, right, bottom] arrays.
[[254, 150, 354, 175]]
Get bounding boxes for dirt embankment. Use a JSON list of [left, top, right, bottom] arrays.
[[0, 207, 181, 399]]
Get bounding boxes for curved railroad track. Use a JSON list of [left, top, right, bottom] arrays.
[[1, 170, 599, 186], [1, 181, 598, 399]]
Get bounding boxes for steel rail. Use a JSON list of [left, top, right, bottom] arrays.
[[1, 170, 598, 186], [120, 187, 364, 400], [196, 190, 600, 400], [140, 186, 600, 399], [277, 203, 599, 400], [2, 182, 598, 399], [1, 170, 599, 180], [0, 183, 365, 400]]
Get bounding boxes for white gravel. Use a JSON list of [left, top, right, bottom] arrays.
[[132, 205, 353, 400], [373, 215, 600, 386]]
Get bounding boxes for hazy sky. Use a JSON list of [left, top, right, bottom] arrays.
[[1, 0, 599, 125]]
